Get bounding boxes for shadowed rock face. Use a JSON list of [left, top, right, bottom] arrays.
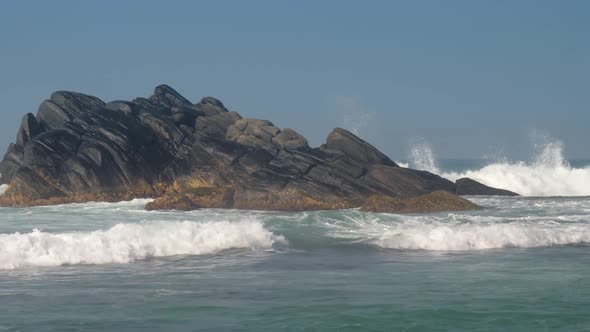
[[0, 84, 507, 211], [455, 178, 519, 196]]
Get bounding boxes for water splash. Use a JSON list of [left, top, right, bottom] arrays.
[[407, 138, 440, 174], [407, 138, 590, 196]]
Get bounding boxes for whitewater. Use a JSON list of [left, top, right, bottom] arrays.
[[1, 195, 590, 270], [400, 140, 590, 196]]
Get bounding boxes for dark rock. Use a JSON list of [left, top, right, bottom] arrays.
[[455, 178, 519, 196], [16, 113, 42, 146], [201, 96, 225, 108], [1, 167, 66, 205], [36, 100, 73, 131], [0, 144, 24, 183], [195, 111, 242, 139], [0, 84, 471, 213], [50, 91, 105, 115], [360, 190, 480, 214], [171, 105, 205, 127], [150, 84, 191, 108]]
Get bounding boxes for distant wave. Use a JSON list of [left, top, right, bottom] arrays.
[[0, 219, 285, 270], [401, 140, 590, 196], [371, 219, 590, 250], [322, 211, 590, 251]]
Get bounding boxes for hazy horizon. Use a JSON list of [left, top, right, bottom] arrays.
[[1, 0, 588, 160]]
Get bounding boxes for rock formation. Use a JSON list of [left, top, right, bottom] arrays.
[[0, 84, 515, 212]]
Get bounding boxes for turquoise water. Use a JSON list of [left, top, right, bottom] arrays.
[[1, 195, 590, 331]]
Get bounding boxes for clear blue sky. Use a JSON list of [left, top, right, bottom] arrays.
[[0, 0, 588, 159]]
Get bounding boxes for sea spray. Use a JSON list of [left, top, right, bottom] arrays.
[[0, 219, 286, 270], [407, 138, 440, 174]]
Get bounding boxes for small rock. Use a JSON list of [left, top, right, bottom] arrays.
[[360, 190, 480, 214]]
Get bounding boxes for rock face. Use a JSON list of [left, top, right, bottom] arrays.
[[360, 190, 480, 214], [455, 178, 519, 196], [0, 84, 507, 211]]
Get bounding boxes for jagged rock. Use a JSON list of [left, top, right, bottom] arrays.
[[455, 178, 519, 196], [16, 113, 42, 146], [105, 101, 136, 116], [150, 84, 191, 108], [360, 190, 480, 214], [0, 84, 482, 213], [0, 144, 24, 184]]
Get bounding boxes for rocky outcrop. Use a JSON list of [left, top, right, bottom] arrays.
[[0, 84, 504, 212], [455, 178, 519, 196], [360, 190, 480, 214]]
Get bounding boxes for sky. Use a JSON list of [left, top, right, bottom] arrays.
[[0, 0, 588, 160]]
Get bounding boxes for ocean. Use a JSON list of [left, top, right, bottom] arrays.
[[1, 142, 590, 331]]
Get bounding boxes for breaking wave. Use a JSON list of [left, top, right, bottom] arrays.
[[405, 140, 590, 196], [0, 219, 286, 270]]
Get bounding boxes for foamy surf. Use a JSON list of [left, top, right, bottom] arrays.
[[0, 219, 286, 270]]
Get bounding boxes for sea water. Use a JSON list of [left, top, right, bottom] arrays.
[[1, 144, 590, 331]]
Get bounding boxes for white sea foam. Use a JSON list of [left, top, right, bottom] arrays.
[[407, 140, 590, 196], [0, 219, 285, 270]]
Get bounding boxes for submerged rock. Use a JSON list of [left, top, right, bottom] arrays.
[[0, 84, 489, 213], [360, 191, 480, 214], [145, 194, 199, 211]]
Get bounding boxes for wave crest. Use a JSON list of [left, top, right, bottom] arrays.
[[0, 219, 285, 270]]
